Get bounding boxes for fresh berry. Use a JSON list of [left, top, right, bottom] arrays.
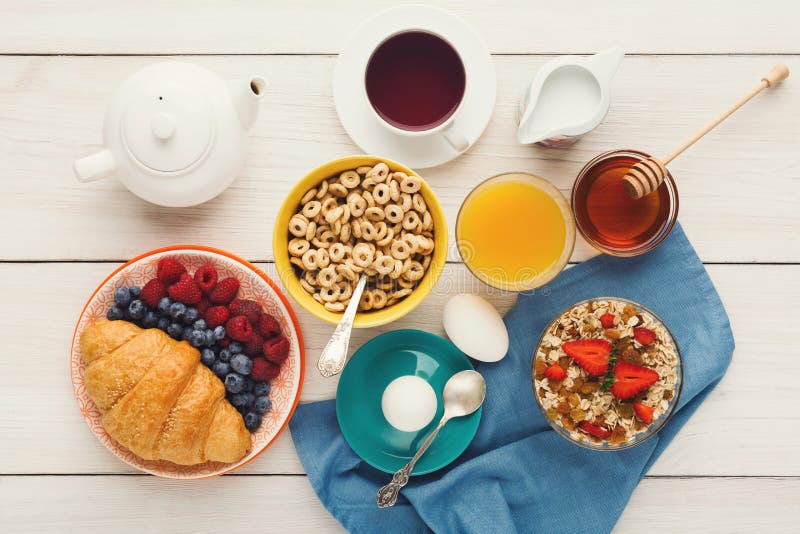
[[140, 279, 167, 308], [244, 390, 255, 405], [218, 348, 232, 362], [168, 273, 202, 305], [633, 401, 654, 424], [229, 341, 243, 354], [209, 277, 240, 305], [229, 393, 248, 409], [114, 287, 132, 307], [254, 395, 271, 414], [213, 325, 226, 340], [129, 286, 141, 298], [563, 339, 612, 376], [196, 296, 211, 316], [157, 317, 170, 331], [633, 327, 657, 345], [229, 299, 261, 324], [224, 373, 246, 394], [263, 336, 290, 364], [579, 421, 612, 440], [544, 364, 567, 381], [213, 361, 230, 378], [193, 263, 218, 294], [167, 322, 183, 340], [226, 315, 254, 342], [182, 326, 193, 341], [157, 296, 172, 314], [107, 305, 124, 321], [243, 411, 262, 431], [200, 348, 216, 367], [600, 313, 616, 329], [188, 329, 205, 347], [183, 307, 199, 325], [217, 337, 231, 348], [204, 306, 230, 329], [251, 357, 280, 381], [204, 329, 215, 347], [193, 319, 207, 331], [231, 354, 253, 375], [256, 314, 281, 338], [168, 301, 187, 321], [142, 311, 158, 328], [245, 379, 255, 394], [253, 381, 270, 397], [610, 362, 660, 400], [127, 299, 146, 320], [244, 332, 265, 356], [157, 257, 186, 284]]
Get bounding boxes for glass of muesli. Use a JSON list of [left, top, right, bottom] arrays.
[[532, 297, 682, 450]]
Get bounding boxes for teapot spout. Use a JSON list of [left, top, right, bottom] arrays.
[[74, 149, 116, 183], [228, 76, 266, 130]]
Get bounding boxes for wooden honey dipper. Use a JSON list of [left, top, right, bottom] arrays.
[[621, 64, 790, 199]]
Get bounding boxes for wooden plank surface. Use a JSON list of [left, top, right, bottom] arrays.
[[0, 55, 798, 262], [0, 1, 796, 55]]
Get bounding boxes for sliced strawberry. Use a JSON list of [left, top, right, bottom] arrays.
[[562, 339, 612, 376], [633, 327, 657, 345], [610, 362, 659, 399], [544, 364, 567, 381], [633, 402, 654, 424], [600, 313, 616, 329], [578, 421, 612, 440]]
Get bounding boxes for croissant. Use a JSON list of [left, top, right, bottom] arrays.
[[80, 319, 251, 465]]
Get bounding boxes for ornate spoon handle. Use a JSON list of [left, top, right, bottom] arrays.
[[317, 275, 367, 377], [377, 417, 448, 508]]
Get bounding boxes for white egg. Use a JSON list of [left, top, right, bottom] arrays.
[[443, 294, 509, 362], [381, 375, 438, 432]]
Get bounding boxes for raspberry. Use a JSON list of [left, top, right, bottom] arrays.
[[217, 337, 231, 348], [226, 315, 253, 342], [251, 357, 280, 382], [229, 298, 262, 324], [140, 278, 167, 308], [256, 313, 281, 338], [196, 296, 211, 316], [194, 264, 218, 294], [157, 257, 186, 285], [204, 305, 230, 329], [244, 332, 265, 356], [210, 277, 240, 305], [167, 273, 202, 305], [263, 336, 289, 365]]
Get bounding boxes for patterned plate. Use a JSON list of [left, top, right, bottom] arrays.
[[70, 246, 305, 479]]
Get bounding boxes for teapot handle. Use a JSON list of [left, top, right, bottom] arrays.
[[74, 150, 116, 183]]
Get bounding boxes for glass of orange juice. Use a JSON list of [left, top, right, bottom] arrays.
[[456, 173, 575, 291]]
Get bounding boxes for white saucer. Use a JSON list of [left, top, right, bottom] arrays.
[[333, 5, 496, 169]]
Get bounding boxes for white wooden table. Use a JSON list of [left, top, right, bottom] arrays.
[[1, 1, 798, 532]]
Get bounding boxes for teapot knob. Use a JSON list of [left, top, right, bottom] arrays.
[[151, 112, 176, 140]]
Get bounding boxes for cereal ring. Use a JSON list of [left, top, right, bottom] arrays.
[[376, 227, 394, 247], [301, 200, 322, 218], [400, 193, 412, 212], [373, 183, 391, 205], [289, 215, 309, 237], [373, 255, 395, 276], [339, 170, 360, 189], [366, 162, 389, 182], [301, 249, 319, 270], [329, 183, 348, 198], [397, 276, 415, 289], [301, 188, 318, 204], [363, 190, 375, 207], [321, 197, 338, 214], [290, 257, 305, 270], [325, 206, 344, 224], [340, 223, 351, 243], [331, 219, 342, 236], [417, 236, 434, 255], [319, 230, 336, 246], [315, 180, 329, 199], [389, 179, 401, 201], [373, 221, 388, 241], [422, 210, 433, 231], [303, 270, 318, 286], [391, 258, 404, 279], [365, 206, 385, 222], [347, 193, 366, 217], [400, 174, 422, 193], [317, 266, 337, 288], [421, 254, 432, 270], [339, 204, 351, 224], [351, 219, 362, 239], [392, 288, 413, 300], [336, 263, 357, 282], [375, 276, 394, 291], [404, 260, 425, 281], [305, 220, 317, 241], [384, 204, 404, 223], [353, 243, 374, 267], [324, 301, 345, 313], [412, 193, 427, 213], [361, 177, 376, 190], [329, 242, 347, 262], [390, 239, 412, 260], [356, 166, 373, 175], [360, 220, 377, 241], [337, 280, 354, 300], [316, 248, 331, 269], [402, 210, 421, 231], [300, 278, 316, 294], [358, 291, 374, 311], [289, 238, 311, 257], [371, 289, 388, 309], [313, 293, 323, 303], [320, 285, 340, 303]]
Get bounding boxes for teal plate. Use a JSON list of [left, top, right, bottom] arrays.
[[336, 329, 481, 475]]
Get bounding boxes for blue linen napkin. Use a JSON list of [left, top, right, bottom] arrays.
[[289, 223, 734, 533]]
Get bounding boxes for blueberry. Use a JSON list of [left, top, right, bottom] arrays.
[[244, 391, 255, 407], [200, 348, 216, 367], [213, 325, 226, 340], [236, 404, 249, 417], [213, 361, 230, 378], [142, 311, 158, 328], [183, 307, 199, 325], [129, 285, 141, 298], [224, 373, 246, 394], [229, 342, 243, 354], [182, 326, 193, 341], [128, 299, 145, 320], [254, 395, 272, 414], [244, 411, 262, 431], [193, 319, 207, 331], [253, 381, 270, 397], [114, 287, 132, 307], [189, 329, 206, 347], [245, 377, 255, 393], [203, 329, 215, 346], [229, 393, 248, 408], [157, 297, 172, 314], [106, 305, 124, 321], [157, 317, 170, 331], [169, 302, 187, 321], [167, 322, 183, 340], [230, 354, 253, 375], [218, 349, 231, 362]]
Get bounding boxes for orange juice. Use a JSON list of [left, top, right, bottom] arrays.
[[456, 173, 575, 291]]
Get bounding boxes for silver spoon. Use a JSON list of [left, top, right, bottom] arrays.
[[317, 274, 367, 377], [376, 370, 486, 508]]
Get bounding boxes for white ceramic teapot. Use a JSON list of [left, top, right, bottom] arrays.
[[74, 61, 265, 207]]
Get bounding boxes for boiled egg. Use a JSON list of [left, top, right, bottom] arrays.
[[443, 294, 509, 362], [381, 375, 438, 432]]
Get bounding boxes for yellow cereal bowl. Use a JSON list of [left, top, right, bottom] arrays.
[[273, 155, 447, 328]]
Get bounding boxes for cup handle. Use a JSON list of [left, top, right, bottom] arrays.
[[442, 124, 469, 152]]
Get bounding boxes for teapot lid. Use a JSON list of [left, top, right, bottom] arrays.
[[121, 85, 213, 173]]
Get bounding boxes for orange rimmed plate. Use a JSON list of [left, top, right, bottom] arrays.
[[70, 245, 305, 479]]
